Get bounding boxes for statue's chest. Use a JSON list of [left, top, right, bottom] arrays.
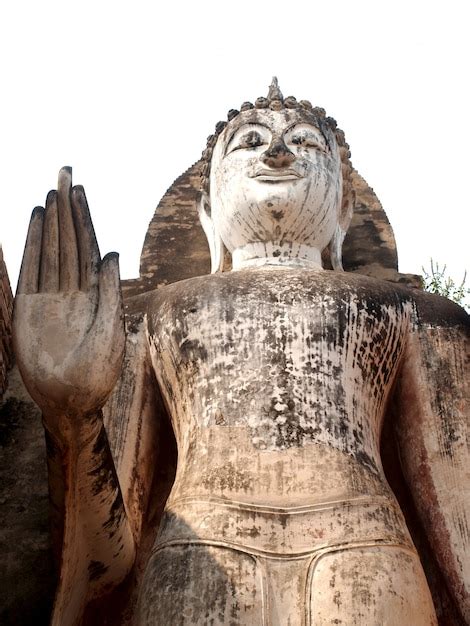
[[150, 276, 411, 451], [155, 279, 408, 370]]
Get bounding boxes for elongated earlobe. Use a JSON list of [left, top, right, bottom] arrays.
[[198, 192, 224, 274], [329, 187, 354, 272], [329, 224, 346, 271]]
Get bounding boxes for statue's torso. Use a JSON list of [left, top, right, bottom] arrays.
[[138, 269, 442, 625], [146, 268, 415, 554]]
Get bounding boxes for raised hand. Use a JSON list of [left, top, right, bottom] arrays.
[[13, 167, 125, 423]]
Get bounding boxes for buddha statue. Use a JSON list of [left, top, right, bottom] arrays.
[[12, 79, 469, 625]]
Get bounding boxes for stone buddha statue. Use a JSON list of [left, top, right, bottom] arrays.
[[13, 79, 469, 625]]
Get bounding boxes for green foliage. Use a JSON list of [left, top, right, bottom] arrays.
[[422, 259, 470, 311]]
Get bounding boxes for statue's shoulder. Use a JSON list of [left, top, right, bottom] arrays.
[[318, 271, 417, 306], [340, 273, 469, 331], [406, 288, 470, 331], [141, 273, 231, 312]]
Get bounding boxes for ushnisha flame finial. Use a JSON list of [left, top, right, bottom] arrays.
[[267, 77, 283, 102]]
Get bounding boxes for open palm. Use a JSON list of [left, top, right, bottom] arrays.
[[13, 167, 125, 417]]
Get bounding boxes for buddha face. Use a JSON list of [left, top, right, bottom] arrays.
[[209, 108, 343, 258]]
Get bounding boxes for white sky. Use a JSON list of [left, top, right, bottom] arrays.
[[1, 0, 469, 291]]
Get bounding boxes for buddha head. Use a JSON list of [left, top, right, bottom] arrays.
[[198, 78, 354, 272]]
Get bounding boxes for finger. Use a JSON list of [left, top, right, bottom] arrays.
[[83, 252, 125, 402], [97, 253, 122, 318], [39, 190, 60, 292], [71, 185, 101, 291], [94, 252, 125, 361], [57, 166, 79, 291], [17, 207, 44, 295]]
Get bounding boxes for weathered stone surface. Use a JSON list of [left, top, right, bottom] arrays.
[[0, 246, 13, 399], [7, 81, 468, 625], [0, 368, 54, 626]]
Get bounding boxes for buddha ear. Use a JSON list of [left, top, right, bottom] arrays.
[[329, 185, 355, 272], [198, 192, 224, 274]]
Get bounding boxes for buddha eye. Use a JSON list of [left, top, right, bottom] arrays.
[[286, 125, 328, 153], [226, 125, 269, 155], [290, 133, 323, 149], [237, 131, 264, 150], [290, 135, 304, 146]]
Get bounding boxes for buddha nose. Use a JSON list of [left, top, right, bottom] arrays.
[[261, 137, 296, 168]]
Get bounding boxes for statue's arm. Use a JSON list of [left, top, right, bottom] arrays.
[[13, 168, 135, 625], [45, 409, 135, 624], [102, 307, 175, 543], [395, 293, 469, 622]]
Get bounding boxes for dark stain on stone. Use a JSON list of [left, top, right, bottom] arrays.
[[103, 490, 125, 532], [88, 560, 109, 581], [91, 423, 108, 457], [180, 339, 208, 362]]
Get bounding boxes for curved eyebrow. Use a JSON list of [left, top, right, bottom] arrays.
[[284, 122, 323, 135]]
